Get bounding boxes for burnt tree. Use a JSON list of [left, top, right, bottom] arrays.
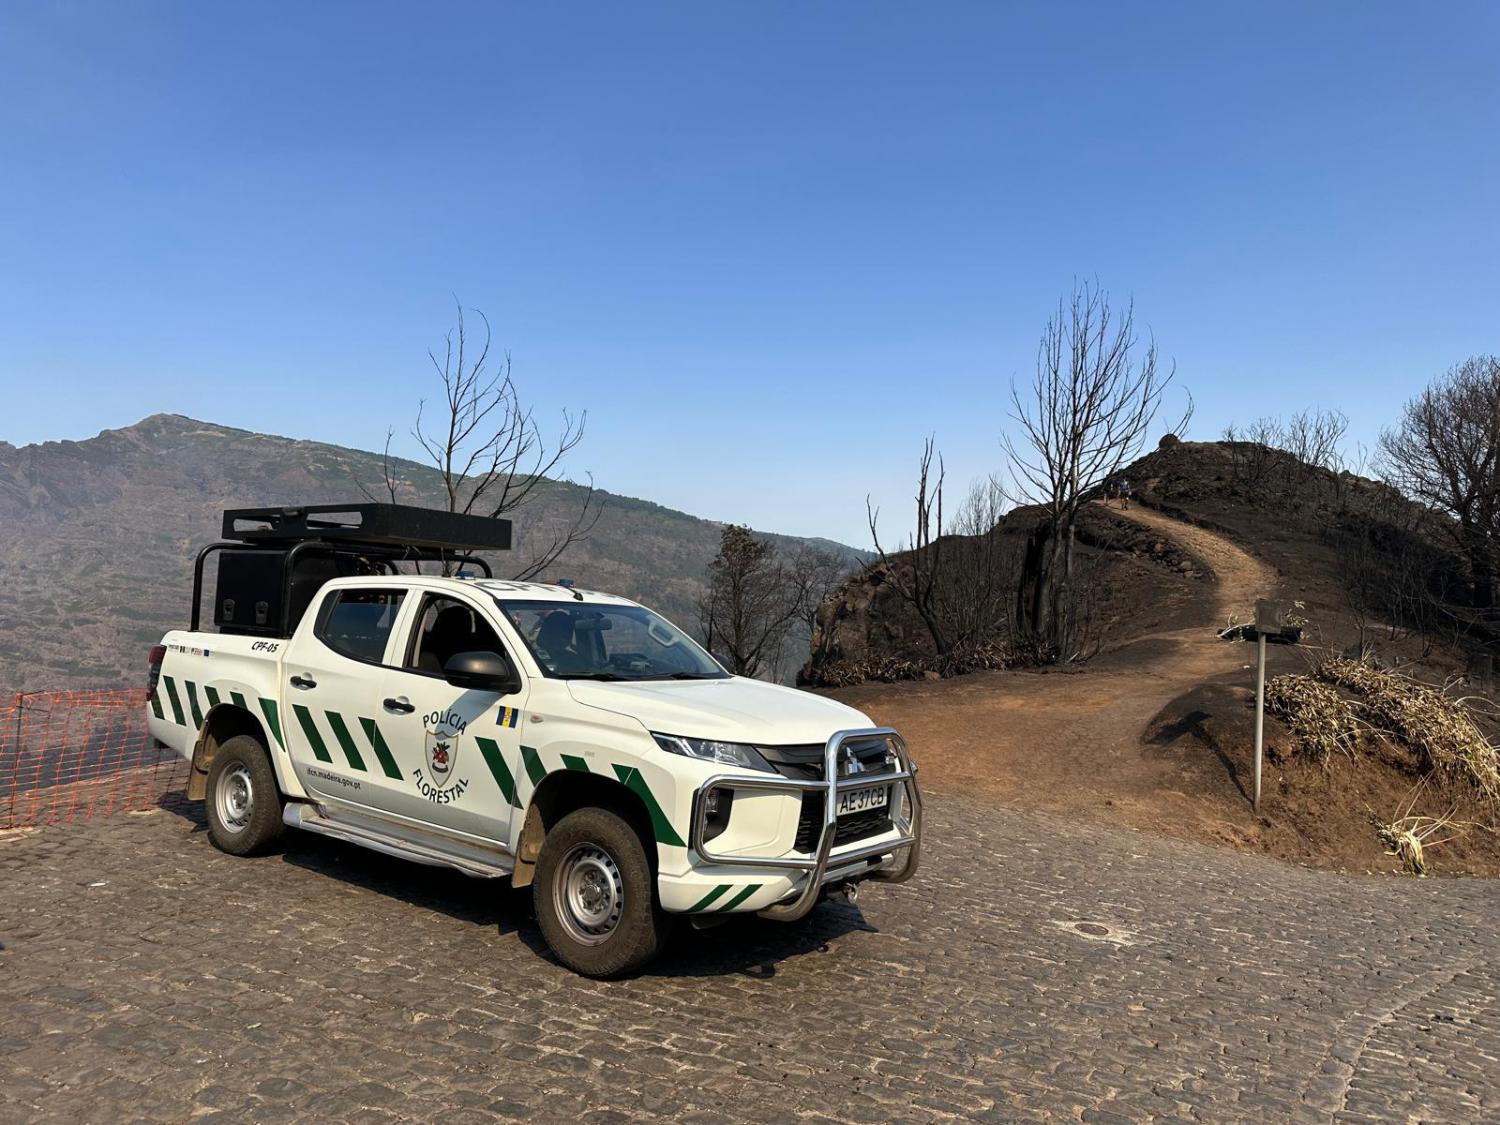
[[698, 525, 814, 679], [364, 301, 601, 578], [867, 441, 1013, 657], [1006, 280, 1186, 661], [1379, 355, 1500, 614], [867, 438, 955, 655]]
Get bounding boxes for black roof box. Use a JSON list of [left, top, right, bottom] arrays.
[[221, 503, 512, 553]]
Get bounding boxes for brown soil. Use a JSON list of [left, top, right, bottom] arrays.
[[830, 502, 1500, 877]]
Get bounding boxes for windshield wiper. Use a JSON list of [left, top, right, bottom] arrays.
[[559, 672, 626, 681], [665, 671, 721, 680]]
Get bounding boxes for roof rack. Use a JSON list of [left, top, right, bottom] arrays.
[[193, 503, 512, 635], [221, 503, 512, 552]]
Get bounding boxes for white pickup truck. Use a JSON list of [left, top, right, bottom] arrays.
[[148, 505, 921, 976]]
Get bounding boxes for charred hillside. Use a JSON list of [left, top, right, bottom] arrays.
[[802, 489, 1212, 686], [1131, 440, 1479, 670], [802, 439, 1475, 687]]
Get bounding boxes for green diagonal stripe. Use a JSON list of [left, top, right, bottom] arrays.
[[612, 764, 686, 847], [148, 685, 165, 720], [292, 704, 332, 763], [521, 745, 546, 787], [230, 691, 249, 711], [716, 883, 761, 912], [561, 754, 590, 773], [325, 711, 367, 772], [162, 676, 186, 726], [258, 698, 284, 748], [685, 884, 731, 912], [204, 685, 222, 709], [475, 737, 520, 808], [184, 680, 204, 727], [357, 717, 403, 780]]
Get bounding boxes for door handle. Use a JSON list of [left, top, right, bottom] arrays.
[[383, 696, 415, 714], [289, 674, 317, 690]]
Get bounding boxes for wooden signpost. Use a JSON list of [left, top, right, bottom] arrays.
[[1251, 598, 1285, 815]]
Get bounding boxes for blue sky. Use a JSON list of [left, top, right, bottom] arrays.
[[2, 2, 1496, 546]]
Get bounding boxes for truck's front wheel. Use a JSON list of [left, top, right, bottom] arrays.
[[534, 807, 670, 977], [205, 735, 285, 856]]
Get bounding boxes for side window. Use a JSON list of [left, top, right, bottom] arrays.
[[315, 588, 406, 664], [405, 595, 508, 676]]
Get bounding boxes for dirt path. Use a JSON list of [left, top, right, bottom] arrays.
[[1109, 502, 1277, 623], [831, 502, 1282, 846]]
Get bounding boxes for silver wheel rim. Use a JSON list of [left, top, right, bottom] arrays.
[[216, 763, 254, 833], [554, 843, 624, 946]]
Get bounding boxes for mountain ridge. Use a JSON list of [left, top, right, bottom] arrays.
[[0, 413, 867, 693]]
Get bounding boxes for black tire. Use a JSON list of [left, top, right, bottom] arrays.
[[204, 734, 285, 856], [533, 806, 672, 978]]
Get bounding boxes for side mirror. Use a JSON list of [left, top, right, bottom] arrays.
[[443, 650, 521, 695]]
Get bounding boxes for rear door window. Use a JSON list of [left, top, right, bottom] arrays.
[[315, 588, 406, 664]]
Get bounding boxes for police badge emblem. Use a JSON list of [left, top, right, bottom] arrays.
[[415, 708, 470, 803]]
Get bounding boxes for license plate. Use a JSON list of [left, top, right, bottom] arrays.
[[835, 787, 889, 817]]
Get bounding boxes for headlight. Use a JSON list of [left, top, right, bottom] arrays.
[[651, 733, 776, 773]]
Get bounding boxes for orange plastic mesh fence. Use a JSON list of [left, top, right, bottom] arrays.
[[1, 690, 191, 829]]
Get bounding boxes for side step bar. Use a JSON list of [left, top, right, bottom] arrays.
[[284, 802, 513, 879]]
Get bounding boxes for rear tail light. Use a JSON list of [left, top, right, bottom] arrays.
[[146, 645, 166, 702]]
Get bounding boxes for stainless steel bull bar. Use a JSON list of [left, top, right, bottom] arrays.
[[687, 727, 922, 923]]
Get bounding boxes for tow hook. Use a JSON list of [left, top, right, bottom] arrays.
[[828, 882, 859, 905]]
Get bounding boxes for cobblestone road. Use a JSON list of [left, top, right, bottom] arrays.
[[2, 795, 1497, 1123]]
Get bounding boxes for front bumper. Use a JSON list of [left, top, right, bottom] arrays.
[[685, 727, 922, 921]]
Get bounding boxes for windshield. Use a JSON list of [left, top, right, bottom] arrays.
[[496, 600, 728, 681]]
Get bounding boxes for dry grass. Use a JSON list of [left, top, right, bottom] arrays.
[[806, 642, 1008, 688], [1265, 673, 1361, 763], [1268, 658, 1497, 871], [1368, 782, 1470, 875], [1318, 658, 1500, 803]]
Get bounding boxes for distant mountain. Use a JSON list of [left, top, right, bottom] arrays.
[[0, 414, 867, 694]]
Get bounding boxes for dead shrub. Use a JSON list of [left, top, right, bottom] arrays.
[[806, 641, 1009, 688], [1369, 783, 1469, 875], [1265, 674, 1361, 763], [1318, 658, 1500, 803]]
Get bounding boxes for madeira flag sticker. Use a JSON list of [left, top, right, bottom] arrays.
[[498, 706, 520, 729]]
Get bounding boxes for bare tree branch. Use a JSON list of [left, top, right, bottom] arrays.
[[1004, 279, 1186, 660], [367, 299, 602, 577], [868, 437, 953, 654], [354, 428, 401, 504], [1379, 355, 1500, 616], [866, 441, 1014, 657], [698, 525, 821, 679]]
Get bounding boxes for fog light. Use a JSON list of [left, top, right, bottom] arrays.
[[703, 787, 733, 842]]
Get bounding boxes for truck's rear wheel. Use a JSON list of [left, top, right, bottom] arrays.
[[533, 807, 670, 977], [205, 735, 284, 856]]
